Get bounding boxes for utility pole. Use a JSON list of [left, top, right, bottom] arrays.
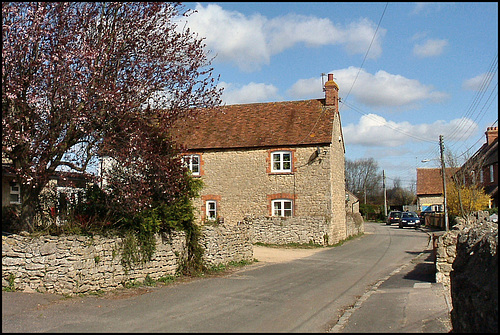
[[383, 170, 387, 217], [439, 135, 449, 231]]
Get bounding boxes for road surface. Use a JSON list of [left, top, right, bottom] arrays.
[[2, 222, 435, 332]]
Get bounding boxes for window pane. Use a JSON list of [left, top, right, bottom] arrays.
[[271, 151, 292, 172], [207, 201, 216, 219], [284, 201, 292, 210], [10, 194, 19, 203], [273, 202, 282, 216]]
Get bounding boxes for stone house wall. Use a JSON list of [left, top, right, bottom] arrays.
[[2, 224, 253, 295], [192, 111, 346, 245]]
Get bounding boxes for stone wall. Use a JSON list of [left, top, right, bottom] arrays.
[[435, 211, 498, 333], [245, 216, 330, 245], [346, 212, 364, 238], [2, 224, 253, 295], [200, 222, 253, 266], [244, 211, 363, 246], [193, 146, 334, 222], [189, 138, 346, 245]]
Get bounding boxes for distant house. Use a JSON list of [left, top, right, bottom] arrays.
[[168, 74, 355, 245], [416, 167, 457, 213], [2, 159, 91, 214], [454, 126, 498, 208], [2, 160, 20, 207]]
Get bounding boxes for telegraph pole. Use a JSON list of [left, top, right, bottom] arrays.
[[383, 170, 387, 217], [439, 135, 449, 231]]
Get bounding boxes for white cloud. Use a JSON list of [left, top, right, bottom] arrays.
[[181, 3, 385, 72], [411, 2, 450, 15], [219, 82, 280, 105], [287, 77, 324, 99], [462, 73, 490, 91], [287, 67, 449, 108], [413, 38, 448, 58], [343, 114, 478, 148], [342, 18, 384, 58]]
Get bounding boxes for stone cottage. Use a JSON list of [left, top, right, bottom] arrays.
[[170, 74, 353, 245]]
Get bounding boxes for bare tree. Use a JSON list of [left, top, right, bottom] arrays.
[[345, 158, 382, 204], [386, 177, 415, 208]]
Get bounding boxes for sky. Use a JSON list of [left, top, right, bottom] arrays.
[[178, 2, 498, 190]]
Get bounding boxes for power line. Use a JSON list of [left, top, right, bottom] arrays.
[[339, 2, 388, 113], [341, 100, 437, 144], [445, 54, 498, 146]]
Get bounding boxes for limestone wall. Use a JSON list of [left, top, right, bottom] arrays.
[[2, 224, 253, 295], [244, 211, 363, 246], [193, 146, 333, 224], [245, 216, 330, 245], [191, 140, 346, 244], [346, 212, 364, 238], [200, 222, 253, 266], [434, 211, 498, 333]]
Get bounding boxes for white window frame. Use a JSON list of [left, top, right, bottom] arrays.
[[271, 151, 292, 173], [10, 183, 21, 205], [271, 199, 293, 217], [183, 154, 200, 176], [490, 165, 495, 183], [206, 200, 217, 220]]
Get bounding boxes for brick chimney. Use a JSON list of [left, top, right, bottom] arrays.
[[324, 73, 339, 109], [486, 126, 498, 145]]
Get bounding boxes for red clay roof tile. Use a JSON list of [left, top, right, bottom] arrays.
[[170, 99, 335, 150]]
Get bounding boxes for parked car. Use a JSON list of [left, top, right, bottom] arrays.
[[399, 211, 421, 229], [386, 211, 402, 225]]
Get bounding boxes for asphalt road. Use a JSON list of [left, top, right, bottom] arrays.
[[2, 221, 438, 333]]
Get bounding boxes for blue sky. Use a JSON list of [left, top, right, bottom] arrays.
[[179, 2, 498, 189]]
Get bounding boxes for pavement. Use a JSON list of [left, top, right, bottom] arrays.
[[330, 228, 453, 333]]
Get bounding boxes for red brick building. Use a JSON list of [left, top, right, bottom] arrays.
[[455, 126, 498, 208]]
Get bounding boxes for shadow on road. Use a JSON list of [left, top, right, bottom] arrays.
[[403, 250, 436, 283]]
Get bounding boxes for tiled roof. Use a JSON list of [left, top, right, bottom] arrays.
[[416, 167, 458, 195], [170, 99, 335, 150]]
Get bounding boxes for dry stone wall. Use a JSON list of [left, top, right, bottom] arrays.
[[200, 222, 253, 266], [2, 224, 253, 295], [245, 216, 330, 245], [244, 212, 363, 246], [435, 211, 498, 333]]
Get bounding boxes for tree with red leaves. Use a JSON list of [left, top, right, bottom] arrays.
[[2, 2, 222, 231]]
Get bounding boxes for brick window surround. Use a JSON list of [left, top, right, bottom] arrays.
[[201, 194, 222, 221], [267, 193, 297, 216], [266, 148, 297, 174]]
